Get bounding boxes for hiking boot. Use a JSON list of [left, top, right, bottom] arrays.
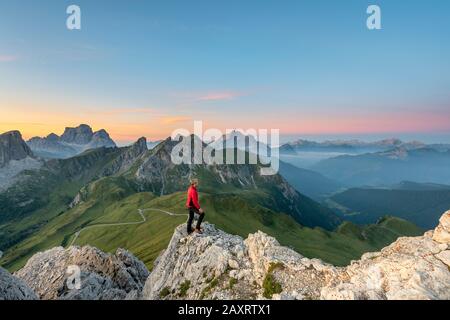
[[194, 228, 203, 234]]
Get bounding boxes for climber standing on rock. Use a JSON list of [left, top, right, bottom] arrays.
[[186, 178, 205, 234]]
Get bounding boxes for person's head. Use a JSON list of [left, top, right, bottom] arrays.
[[190, 178, 199, 187]]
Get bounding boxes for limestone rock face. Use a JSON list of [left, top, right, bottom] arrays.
[[0, 267, 37, 300], [15, 246, 149, 300], [143, 211, 450, 300], [0, 130, 34, 167], [143, 223, 251, 300], [143, 223, 339, 300], [433, 211, 450, 244], [60, 124, 95, 145], [321, 235, 450, 300]]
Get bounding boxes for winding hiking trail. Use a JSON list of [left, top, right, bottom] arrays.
[[69, 208, 188, 246]]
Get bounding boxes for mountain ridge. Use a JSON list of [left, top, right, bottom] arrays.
[[280, 138, 426, 154], [312, 147, 450, 186], [27, 124, 116, 159]]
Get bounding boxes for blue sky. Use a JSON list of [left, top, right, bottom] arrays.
[[1, 0, 449, 143]]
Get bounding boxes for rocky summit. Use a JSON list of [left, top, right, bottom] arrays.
[[143, 211, 450, 300], [14, 246, 149, 300]]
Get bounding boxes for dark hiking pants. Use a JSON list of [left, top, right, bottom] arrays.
[[187, 207, 205, 233]]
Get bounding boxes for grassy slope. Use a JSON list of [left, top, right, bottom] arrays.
[[0, 147, 123, 251], [0, 176, 138, 270], [336, 216, 423, 249], [0, 177, 83, 250]]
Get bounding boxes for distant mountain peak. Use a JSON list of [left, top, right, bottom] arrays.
[[93, 128, 108, 136], [46, 133, 59, 141], [133, 137, 148, 152], [0, 130, 34, 167], [61, 124, 94, 144], [2, 130, 22, 138]]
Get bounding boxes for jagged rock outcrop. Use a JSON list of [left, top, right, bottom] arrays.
[[0, 131, 41, 190], [0, 267, 37, 300], [142, 223, 338, 300], [27, 124, 116, 159], [143, 211, 450, 300], [61, 124, 97, 145], [100, 137, 148, 176], [15, 246, 149, 300], [321, 213, 450, 299], [433, 212, 450, 244], [69, 187, 88, 209], [0, 131, 34, 167]]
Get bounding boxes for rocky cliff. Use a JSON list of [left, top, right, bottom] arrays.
[[143, 211, 450, 300]]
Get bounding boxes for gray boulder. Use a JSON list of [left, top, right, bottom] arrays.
[[15, 246, 149, 300], [0, 267, 38, 300]]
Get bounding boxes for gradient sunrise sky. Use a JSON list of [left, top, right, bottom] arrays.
[[1, 0, 449, 144]]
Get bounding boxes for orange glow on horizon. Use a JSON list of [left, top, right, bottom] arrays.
[[1, 104, 449, 143]]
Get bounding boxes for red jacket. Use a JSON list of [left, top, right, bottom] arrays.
[[186, 185, 200, 210]]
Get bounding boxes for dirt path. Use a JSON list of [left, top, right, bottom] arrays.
[[69, 208, 188, 246]]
